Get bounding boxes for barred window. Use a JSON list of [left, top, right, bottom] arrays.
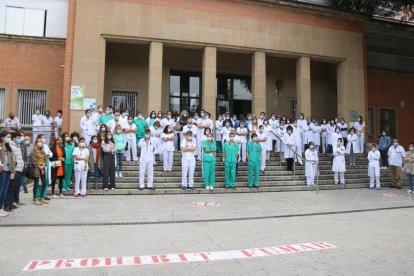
[[112, 91, 138, 116], [18, 89, 47, 125]]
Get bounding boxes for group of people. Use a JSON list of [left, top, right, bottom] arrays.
[[1, 107, 413, 217]]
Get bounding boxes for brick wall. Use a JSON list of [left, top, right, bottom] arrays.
[[0, 37, 65, 120]]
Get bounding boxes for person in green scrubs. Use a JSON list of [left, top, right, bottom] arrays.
[[247, 133, 262, 190], [98, 106, 114, 125], [133, 110, 147, 146], [203, 132, 216, 190], [223, 132, 239, 189], [62, 132, 75, 191]]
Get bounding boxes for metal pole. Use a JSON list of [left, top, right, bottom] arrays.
[[316, 162, 319, 194], [293, 149, 296, 182]]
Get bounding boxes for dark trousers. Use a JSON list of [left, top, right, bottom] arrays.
[[33, 174, 46, 200], [380, 149, 388, 167], [51, 175, 64, 195], [16, 170, 26, 202], [103, 153, 116, 189], [286, 158, 294, 171], [5, 172, 22, 209]]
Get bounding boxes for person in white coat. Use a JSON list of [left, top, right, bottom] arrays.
[[149, 120, 163, 165], [305, 141, 318, 186], [195, 111, 213, 161], [161, 125, 175, 172], [256, 125, 268, 171], [338, 118, 349, 147], [320, 119, 329, 153], [312, 121, 321, 152], [283, 126, 296, 171], [331, 126, 342, 153], [294, 124, 303, 165], [72, 137, 89, 197], [297, 113, 306, 152], [42, 111, 54, 145], [123, 116, 138, 162], [346, 127, 360, 166], [274, 123, 285, 159], [80, 109, 96, 145], [368, 144, 381, 190], [160, 111, 176, 129], [32, 107, 44, 142], [263, 120, 273, 163], [387, 139, 406, 189], [332, 137, 346, 185], [236, 121, 249, 162], [221, 120, 233, 145], [354, 115, 365, 153], [138, 129, 155, 190], [303, 119, 315, 150], [54, 110, 63, 138], [215, 115, 223, 153], [181, 130, 197, 190]]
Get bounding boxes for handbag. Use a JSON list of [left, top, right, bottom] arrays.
[[25, 162, 34, 179], [174, 121, 182, 131]]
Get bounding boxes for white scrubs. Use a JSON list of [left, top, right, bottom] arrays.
[[138, 138, 155, 188]]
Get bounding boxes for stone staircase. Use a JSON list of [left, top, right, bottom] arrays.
[[66, 153, 393, 195]]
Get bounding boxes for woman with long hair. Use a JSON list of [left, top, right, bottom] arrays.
[[101, 132, 116, 191], [31, 137, 48, 205], [61, 132, 75, 192], [50, 135, 66, 198]]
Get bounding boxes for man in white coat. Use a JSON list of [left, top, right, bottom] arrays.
[[80, 109, 96, 145], [53, 110, 63, 138], [195, 110, 213, 161], [138, 129, 155, 190], [42, 111, 54, 145], [123, 116, 138, 162], [283, 126, 296, 171], [387, 139, 405, 189], [304, 141, 318, 186], [368, 144, 381, 190], [332, 137, 346, 185], [236, 121, 249, 162]]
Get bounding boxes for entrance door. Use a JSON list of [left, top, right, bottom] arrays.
[[112, 91, 137, 115], [216, 75, 252, 116], [380, 108, 397, 138]]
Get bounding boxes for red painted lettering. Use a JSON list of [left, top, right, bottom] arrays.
[[200, 253, 209, 260], [151, 256, 159, 263], [117, 257, 123, 265], [240, 250, 253, 257], [54, 260, 64, 269], [258, 248, 273, 255], [63, 260, 74, 268], [133, 256, 141, 265], [159, 255, 171, 263], [178, 254, 188, 262], [27, 261, 39, 270], [276, 246, 300, 253], [299, 244, 316, 251], [312, 242, 334, 249]]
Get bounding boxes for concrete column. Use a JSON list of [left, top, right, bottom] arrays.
[[296, 56, 311, 118], [202, 46, 217, 118], [148, 41, 163, 112], [337, 61, 348, 121], [252, 51, 266, 115]]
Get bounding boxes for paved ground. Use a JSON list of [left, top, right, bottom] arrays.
[[1, 188, 413, 275]]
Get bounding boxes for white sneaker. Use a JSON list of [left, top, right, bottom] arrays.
[[210, 186, 214, 190], [0, 209, 9, 217], [111, 188, 116, 190], [119, 172, 123, 178], [60, 194, 65, 198], [205, 186, 210, 190], [52, 194, 59, 199], [407, 190, 413, 193], [104, 188, 109, 191], [115, 172, 119, 177]]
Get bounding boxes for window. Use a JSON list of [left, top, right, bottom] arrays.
[[5, 6, 46, 37], [18, 90, 47, 125], [169, 72, 201, 116], [112, 91, 138, 115], [216, 75, 252, 116], [380, 109, 397, 138], [290, 100, 297, 121], [0, 88, 5, 123]]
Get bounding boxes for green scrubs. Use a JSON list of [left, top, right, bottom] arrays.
[[63, 143, 75, 190], [203, 140, 216, 188], [224, 142, 239, 188], [133, 118, 147, 143], [216, 141, 223, 153], [98, 114, 114, 125], [36, 159, 50, 198], [247, 142, 262, 188]]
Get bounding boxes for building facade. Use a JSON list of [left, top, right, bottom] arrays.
[[0, 0, 413, 145]]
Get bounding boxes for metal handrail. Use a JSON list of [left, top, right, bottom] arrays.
[[367, 132, 380, 143], [271, 131, 306, 182]]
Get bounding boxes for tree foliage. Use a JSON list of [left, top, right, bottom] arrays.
[[330, 0, 414, 21]]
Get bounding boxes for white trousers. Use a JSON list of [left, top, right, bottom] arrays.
[[321, 137, 327, 153], [139, 161, 153, 188], [74, 170, 88, 195], [239, 142, 247, 162], [163, 151, 174, 171], [260, 153, 266, 171], [83, 133, 92, 145], [182, 159, 195, 187], [369, 167, 380, 188], [334, 172, 345, 184], [196, 135, 202, 160], [306, 176, 315, 186], [358, 134, 365, 154], [125, 138, 138, 161]]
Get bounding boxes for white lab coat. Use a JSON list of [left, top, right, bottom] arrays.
[[149, 126, 163, 155], [305, 148, 318, 182], [331, 132, 342, 146], [303, 123, 315, 144], [387, 145, 406, 167], [80, 116, 96, 144], [138, 138, 155, 188], [354, 121, 365, 153], [215, 120, 223, 141], [54, 116, 62, 137], [312, 125, 321, 146], [161, 118, 175, 129], [332, 145, 346, 172], [283, 133, 296, 159], [346, 133, 360, 154], [264, 125, 273, 151], [221, 127, 232, 144], [274, 127, 285, 153]]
